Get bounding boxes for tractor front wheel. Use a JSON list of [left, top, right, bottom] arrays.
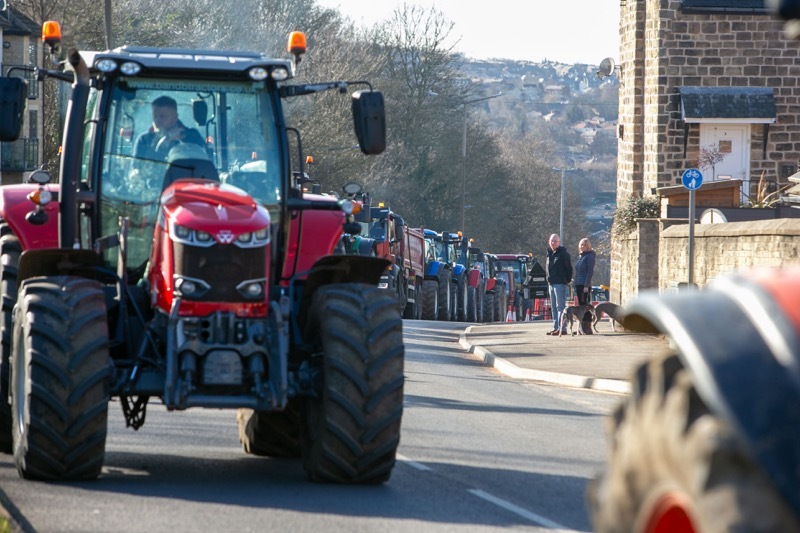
[[420, 279, 438, 320], [237, 401, 302, 458], [302, 283, 404, 483], [11, 276, 111, 480], [483, 291, 495, 322], [454, 276, 468, 322], [588, 351, 799, 532], [0, 232, 21, 453], [436, 269, 451, 321]]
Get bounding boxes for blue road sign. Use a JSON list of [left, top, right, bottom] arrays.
[[682, 168, 703, 191]]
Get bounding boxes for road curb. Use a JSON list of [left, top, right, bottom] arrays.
[[459, 327, 630, 395]]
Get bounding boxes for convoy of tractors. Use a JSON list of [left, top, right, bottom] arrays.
[[345, 193, 541, 324]]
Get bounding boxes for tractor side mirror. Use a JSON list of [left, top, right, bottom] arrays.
[[0, 77, 28, 141], [352, 90, 386, 155], [192, 99, 208, 126]]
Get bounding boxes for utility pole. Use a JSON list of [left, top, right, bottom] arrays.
[[460, 92, 503, 235]]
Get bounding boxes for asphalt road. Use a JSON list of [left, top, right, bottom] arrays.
[[0, 320, 618, 532]]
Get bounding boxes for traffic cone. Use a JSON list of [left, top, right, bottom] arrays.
[[511, 307, 517, 321], [506, 305, 514, 322], [524, 309, 531, 321]]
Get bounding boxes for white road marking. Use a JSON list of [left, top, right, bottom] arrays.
[[396, 454, 432, 471], [468, 489, 575, 531]]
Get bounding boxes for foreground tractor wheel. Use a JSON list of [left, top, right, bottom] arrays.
[[589, 351, 799, 533], [303, 283, 404, 484], [436, 269, 451, 321], [420, 279, 438, 320], [11, 276, 111, 480], [0, 232, 21, 453], [237, 401, 302, 458]]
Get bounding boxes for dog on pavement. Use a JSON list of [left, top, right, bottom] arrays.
[[594, 302, 626, 332], [559, 304, 598, 336]]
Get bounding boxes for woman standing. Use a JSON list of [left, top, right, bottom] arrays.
[[574, 238, 596, 306]]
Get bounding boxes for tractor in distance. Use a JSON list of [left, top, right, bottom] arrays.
[[353, 194, 424, 318], [492, 253, 534, 321], [456, 238, 491, 322], [480, 253, 508, 322], [0, 21, 405, 484], [419, 228, 457, 321]]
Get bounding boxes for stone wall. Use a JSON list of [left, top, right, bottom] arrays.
[[658, 218, 800, 289], [614, 217, 800, 303], [611, 218, 684, 306]]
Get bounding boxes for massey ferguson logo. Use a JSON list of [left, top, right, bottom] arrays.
[[217, 230, 235, 244]]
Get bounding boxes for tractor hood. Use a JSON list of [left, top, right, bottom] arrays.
[[160, 180, 270, 242]]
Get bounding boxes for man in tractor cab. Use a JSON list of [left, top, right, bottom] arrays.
[[126, 95, 209, 194], [133, 95, 205, 162]]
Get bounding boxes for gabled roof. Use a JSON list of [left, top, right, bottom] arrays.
[[0, 8, 39, 37]]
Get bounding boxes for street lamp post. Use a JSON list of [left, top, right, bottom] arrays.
[[552, 163, 575, 245], [461, 93, 503, 234]]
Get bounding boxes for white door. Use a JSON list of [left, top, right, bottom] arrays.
[[699, 124, 750, 182]]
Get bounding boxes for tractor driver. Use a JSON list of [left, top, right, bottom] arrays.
[[125, 95, 206, 195], [133, 95, 205, 162]]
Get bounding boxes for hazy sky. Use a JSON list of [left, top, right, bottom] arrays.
[[315, 0, 620, 65]]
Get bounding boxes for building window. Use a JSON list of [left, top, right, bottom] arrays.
[[28, 39, 37, 66], [28, 110, 37, 139]]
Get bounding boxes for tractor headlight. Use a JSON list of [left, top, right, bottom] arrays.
[[270, 67, 289, 81], [236, 279, 266, 299], [174, 224, 191, 240], [174, 276, 211, 299], [120, 62, 142, 76], [95, 59, 117, 72], [248, 67, 268, 81]]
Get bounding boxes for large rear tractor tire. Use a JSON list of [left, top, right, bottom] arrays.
[[11, 276, 111, 480], [455, 276, 468, 322], [420, 279, 438, 320], [302, 283, 404, 484], [436, 269, 451, 321], [0, 232, 21, 453], [494, 288, 507, 323], [482, 291, 495, 322], [588, 351, 800, 533], [237, 401, 302, 458]]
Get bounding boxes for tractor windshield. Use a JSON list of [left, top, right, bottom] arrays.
[[97, 77, 283, 269], [494, 260, 523, 285], [433, 240, 455, 263]]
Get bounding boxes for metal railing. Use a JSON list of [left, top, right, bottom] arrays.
[[1, 138, 40, 171]]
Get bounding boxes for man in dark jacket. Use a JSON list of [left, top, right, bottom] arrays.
[[545, 234, 572, 335]]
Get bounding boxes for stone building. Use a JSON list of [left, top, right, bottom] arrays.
[[612, 0, 800, 303], [0, 7, 42, 184]]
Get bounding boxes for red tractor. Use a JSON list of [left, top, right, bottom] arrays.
[[353, 196, 425, 319], [0, 23, 405, 484]]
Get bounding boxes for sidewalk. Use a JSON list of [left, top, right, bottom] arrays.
[[459, 319, 670, 394]]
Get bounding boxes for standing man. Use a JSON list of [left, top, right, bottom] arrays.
[[545, 234, 572, 335]]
